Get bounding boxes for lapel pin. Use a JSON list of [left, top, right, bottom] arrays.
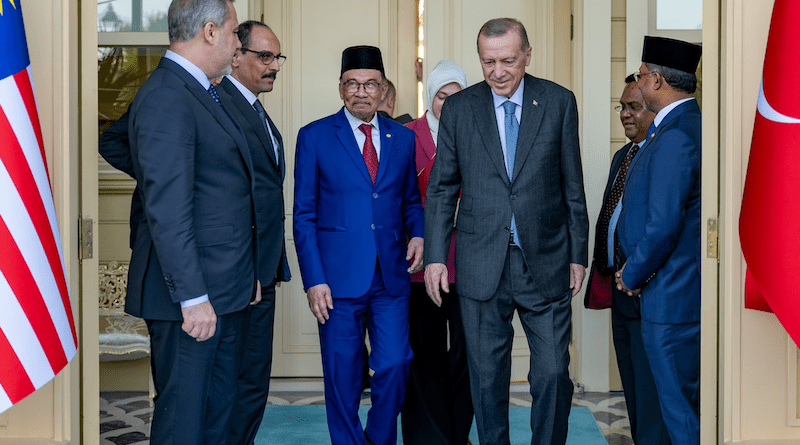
[[387, 134, 392, 138], [533, 99, 539, 106]]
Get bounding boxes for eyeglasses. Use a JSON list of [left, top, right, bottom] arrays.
[[634, 71, 657, 82], [614, 103, 644, 114], [239, 48, 287, 66], [341, 80, 384, 94]]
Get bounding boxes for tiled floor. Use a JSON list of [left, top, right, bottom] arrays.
[[100, 379, 633, 445]]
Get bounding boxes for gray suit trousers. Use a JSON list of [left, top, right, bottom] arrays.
[[460, 245, 573, 445]]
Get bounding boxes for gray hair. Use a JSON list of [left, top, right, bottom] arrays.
[[168, 0, 234, 43], [477, 18, 530, 52], [644, 62, 697, 94]]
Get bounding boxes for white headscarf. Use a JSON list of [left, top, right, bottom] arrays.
[[425, 60, 468, 145]]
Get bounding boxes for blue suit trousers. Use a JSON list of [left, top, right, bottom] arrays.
[[319, 263, 413, 445]]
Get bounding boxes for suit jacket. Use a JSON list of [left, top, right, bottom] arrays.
[[424, 74, 589, 300], [99, 111, 143, 250], [293, 108, 424, 298], [585, 142, 640, 318], [218, 77, 290, 284], [126, 57, 257, 321], [406, 112, 456, 284], [617, 99, 701, 324]]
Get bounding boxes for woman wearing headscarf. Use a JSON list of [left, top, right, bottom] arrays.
[[401, 60, 473, 445]]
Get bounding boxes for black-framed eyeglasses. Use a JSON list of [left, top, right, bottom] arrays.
[[634, 71, 657, 82], [614, 103, 644, 114], [341, 80, 384, 94], [240, 48, 287, 66]]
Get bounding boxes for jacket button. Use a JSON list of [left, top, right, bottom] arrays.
[[373, 193, 379, 199], [510, 194, 516, 200], [371, 224, 376, 230]]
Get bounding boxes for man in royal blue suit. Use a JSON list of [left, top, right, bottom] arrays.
[[616, 36, 702, 445], [293, 46, 424, 445], [125, 1, 256, 444], [587, 74, 670, 444]]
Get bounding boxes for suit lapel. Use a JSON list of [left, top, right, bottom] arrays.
[[334, 109, 374, 185], [603, 142, 633, 202], [418, 112, 437, 162], [375, 114, 394, 186], [470, 83, 510, 186], [219, 78, 281, 175], [161, 60, 253, 176], [512, 75, 546, 182]]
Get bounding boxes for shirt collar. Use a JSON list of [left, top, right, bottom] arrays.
[[165, 50, 211, 90], [492, 78, 525, 110], [225, 75, 259, 106], [343, 107, 380, 133], [654, 97, 694, 127]]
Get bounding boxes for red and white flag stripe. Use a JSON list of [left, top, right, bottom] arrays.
[[0, 66, 77, 414]]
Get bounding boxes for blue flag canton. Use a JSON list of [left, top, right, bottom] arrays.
[[0, 0, 31, 81]]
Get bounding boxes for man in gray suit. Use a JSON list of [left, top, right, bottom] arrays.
[[424, 18, 589, 445]]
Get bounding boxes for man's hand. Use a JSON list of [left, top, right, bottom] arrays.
[[251, 279, 262, 306], [615, 263, 641, 297], [181, 301, 217, 341], [569, 263, 586, 296], [407, 237, 424, 273], [307, 284, 334, 324], [424, 263, 449, 307]]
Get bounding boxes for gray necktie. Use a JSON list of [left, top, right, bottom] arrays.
[[503, 100, 520, 245], [253, 99, 279, 164]]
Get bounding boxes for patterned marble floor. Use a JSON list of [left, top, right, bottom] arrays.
[[100, 379, 632, 445]]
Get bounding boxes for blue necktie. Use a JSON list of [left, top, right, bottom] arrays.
[[253, 99, 279, 164], [503, 100, 519, 180], [208, 85, 222, 106], [503, 100, 520, 245]]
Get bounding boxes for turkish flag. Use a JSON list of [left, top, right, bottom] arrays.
[[740, 0, 800, 346]]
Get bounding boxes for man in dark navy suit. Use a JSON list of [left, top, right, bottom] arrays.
[[217, 20, 291, 445], [587, 74, 670, 444], [124, 1, 256, 444], [616, 36, 702, 445]]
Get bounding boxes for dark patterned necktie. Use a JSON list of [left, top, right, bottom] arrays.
[[359, 123, 378, 185], [595, 143, 641, 266], [253, 99, 279, 164], [208, 85, 222, 106]]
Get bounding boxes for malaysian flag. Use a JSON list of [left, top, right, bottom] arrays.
[[0, 0, 78, 414]]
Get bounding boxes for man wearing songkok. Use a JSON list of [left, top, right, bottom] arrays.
[[293, 45, 424, 445], [615, 35, 702, 445]]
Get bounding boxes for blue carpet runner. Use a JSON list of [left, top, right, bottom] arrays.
[[255, 405, 606, 444]]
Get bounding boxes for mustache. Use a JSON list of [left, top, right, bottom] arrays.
[[263, 72, 277, 80]]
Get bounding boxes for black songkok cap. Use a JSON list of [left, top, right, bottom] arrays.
[[341, 45, 385, 76], [641, 36, 702, 74]]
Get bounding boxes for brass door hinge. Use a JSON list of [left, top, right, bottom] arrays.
[[707, 218, 718, 259], [79, 216, 93, 261]]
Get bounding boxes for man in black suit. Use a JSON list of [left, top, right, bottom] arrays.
[[424, 18, 588, 445], [587, 75, 670, 444], [217, 20, 291, 445], [125, 1, 254, 444]]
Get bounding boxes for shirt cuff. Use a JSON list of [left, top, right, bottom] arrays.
[[180, 294, 209, 309]]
